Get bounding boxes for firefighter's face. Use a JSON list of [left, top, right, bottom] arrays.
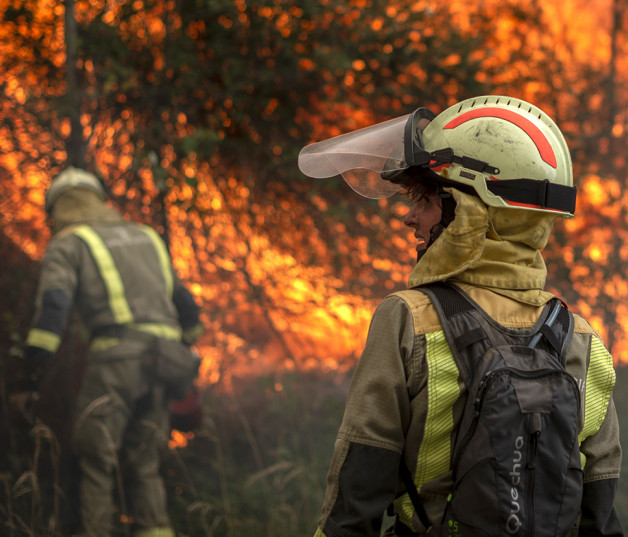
[[403, 191, 443, 253]]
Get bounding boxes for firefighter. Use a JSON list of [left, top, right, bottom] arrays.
[[299, 96, 622, 536], [23, 167, 203, 537]]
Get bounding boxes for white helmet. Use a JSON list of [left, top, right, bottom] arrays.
[[298, 95, 576, 217], [45, 167, 106, 214]]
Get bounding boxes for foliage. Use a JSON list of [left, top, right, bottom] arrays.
[[0, 372, 351, 537], [163, 373, 350, 537], [2, 0, 628, 378], [1, 0, 628, 534]]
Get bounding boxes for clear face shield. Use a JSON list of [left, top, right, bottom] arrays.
[[298, 108, 436, 199]]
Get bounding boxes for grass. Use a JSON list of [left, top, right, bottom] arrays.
[[0, 371, 349, 537], [1, 368, 627, 536], [162, 373, 349, 537]]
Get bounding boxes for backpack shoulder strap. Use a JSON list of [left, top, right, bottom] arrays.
[[399, 459, 432, 530], [534, 299, 574, 364], [421, 282, 484, 340], [418, 282, 487, 385], [398, 283, 477, 529]]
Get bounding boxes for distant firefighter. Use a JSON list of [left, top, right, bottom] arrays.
[[299, 96, 622, 536], [22, 167, 203, 537]]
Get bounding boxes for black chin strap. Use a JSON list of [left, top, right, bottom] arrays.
[[430, 148, 500, 175], [416, 190, 456, 262]]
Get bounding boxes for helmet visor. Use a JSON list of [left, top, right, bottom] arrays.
[[298, 114, 410, 199]]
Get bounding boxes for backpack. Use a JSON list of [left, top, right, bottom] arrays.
[[401, 282, 583, 537]]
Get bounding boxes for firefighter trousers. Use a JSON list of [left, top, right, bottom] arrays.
[[72, 354, 173, 537]]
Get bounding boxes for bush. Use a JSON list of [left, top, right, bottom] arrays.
[[2, 367, 627, 536], [0, 371, 351, 537]]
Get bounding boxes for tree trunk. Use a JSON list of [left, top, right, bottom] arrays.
[[64, 0, 86, 168]]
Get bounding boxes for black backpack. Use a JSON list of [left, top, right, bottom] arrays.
[[401, 282, 583, 537]]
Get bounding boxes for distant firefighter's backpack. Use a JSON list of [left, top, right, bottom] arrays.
[[403, 282, 582, 537]]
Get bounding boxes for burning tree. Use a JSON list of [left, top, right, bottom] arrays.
[[2, 0, 628, 534]]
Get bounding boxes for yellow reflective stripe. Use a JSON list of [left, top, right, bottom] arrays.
[[141, 225, 173, 298], [133, 322, 181, 340], [578, 337, 616, 469], [417, 331, 460, 481], [73, 225, 133, 324], [313, 529, 327, 537], [90, 337, 120, 352], [396, 330, 460, 527], [26, 328, 61, 352], [90, 323, 182, 351], [133, 527, 175, 537]]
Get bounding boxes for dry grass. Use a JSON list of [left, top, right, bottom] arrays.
[[0, 372, 349, 537]]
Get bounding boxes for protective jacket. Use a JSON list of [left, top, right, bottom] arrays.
[[25, 189, 202, 363], [314, 190, 622, 537], [24, 188, 203, 537]]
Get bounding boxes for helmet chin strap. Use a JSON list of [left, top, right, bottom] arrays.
[[416, 220, 448, 262], [416, 223, 443, 262], [415, 188, 457, 263]]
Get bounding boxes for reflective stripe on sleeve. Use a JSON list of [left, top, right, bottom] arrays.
[[141, 225, 173, 298], [26, 327, 62, 352], [73, 225, 133, 324], [578, 337, 616, 469], [395, 329, 461, 528]]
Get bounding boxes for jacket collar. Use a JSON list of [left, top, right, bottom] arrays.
[[407, 189, 558, 306]]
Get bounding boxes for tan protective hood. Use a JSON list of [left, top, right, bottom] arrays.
[[407, 189, 558, 306], [51, 188, 122, 236]]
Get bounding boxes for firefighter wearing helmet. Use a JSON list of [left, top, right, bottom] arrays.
[[44, 166, 107, 214], [22, 167, 204, 537], [300, 96, 622, 536]]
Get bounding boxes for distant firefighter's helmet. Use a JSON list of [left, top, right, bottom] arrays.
[[45, 167, 106, 214]]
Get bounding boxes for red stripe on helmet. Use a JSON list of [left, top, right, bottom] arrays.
[[443, 107, 557, 168], [504, 200, 566, 213]]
